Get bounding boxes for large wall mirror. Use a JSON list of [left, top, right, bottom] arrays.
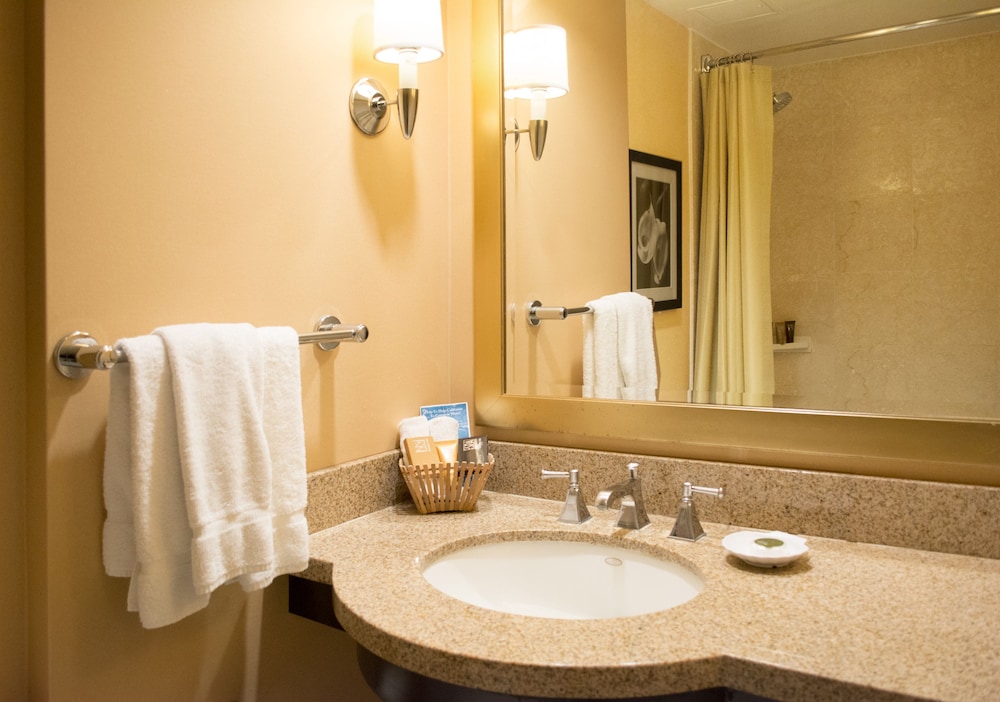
[[472, 0, 1000, 486]]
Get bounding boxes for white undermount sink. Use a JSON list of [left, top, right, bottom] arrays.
[[421, 538, 704, 620]]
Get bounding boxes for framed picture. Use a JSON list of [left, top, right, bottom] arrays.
[[629, 149, 682, 311]]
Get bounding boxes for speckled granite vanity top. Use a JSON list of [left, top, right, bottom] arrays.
[[304, 490, 1000, 702]]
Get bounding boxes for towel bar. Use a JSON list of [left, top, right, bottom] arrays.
[[527, 300, 593, 326], [53, 314, 369, 379]]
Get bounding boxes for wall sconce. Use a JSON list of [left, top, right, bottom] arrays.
[[503, 25, 569, 161], [349, 0, 444, 139]]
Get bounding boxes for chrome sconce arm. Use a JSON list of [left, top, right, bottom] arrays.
[[502, 24, 569, 162], [504, 118, 548, 162], [350, 78, 420, 139], [349, 0, 443, 140]]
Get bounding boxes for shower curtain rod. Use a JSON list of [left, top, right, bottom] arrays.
[[701, 5, 1000, 71]]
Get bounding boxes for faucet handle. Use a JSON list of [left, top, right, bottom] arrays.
[[540, 469, 591, 524], [541, 468, 580, 486], [684, 482, 724, 501], [669, 481, 724, 542], [626, 461, 639, 479]]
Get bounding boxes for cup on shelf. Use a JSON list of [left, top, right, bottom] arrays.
[[773, 322, 786, 344]]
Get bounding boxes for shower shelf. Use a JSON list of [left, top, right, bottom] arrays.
[[773, 337, 812, 353]]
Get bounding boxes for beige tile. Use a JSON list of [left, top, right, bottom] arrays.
[[772, 63, 836, 200], [833, 270, 919, 345], [829, 48, 923, 124], [910, 32, 1000, 121], [771, 133, 835, 202], [831, 341, 902, 414], [996, 344, 1000, 417], [773, 351, 837, 411], [912, 109, 999, 196], [883, 341, 998, 419], [911, 270, 1000, 347], [772, 60, 835, 125], [770, 32, 1000, 418], [834, 193, 915, 273], [771, 196, 836, 280], [833, 119, 913, 200], [770, 275, 836, 324], [913, 190, 1000, 272]]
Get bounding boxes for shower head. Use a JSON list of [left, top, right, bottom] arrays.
[[772, 91, 792, 113]]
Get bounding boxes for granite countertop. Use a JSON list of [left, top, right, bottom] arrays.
[[306, 490, 1000, 701]]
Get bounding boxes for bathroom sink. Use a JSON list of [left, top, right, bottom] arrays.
[[421, 539, 703, 620]]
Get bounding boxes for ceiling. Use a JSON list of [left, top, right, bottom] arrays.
[[646, 0, 1000, 66]]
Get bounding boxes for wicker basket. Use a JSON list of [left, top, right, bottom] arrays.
[[399, 454, 494, 514]]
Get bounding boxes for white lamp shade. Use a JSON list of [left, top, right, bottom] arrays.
[[503, 25, 569, 100], [373, 0, 444, 64]]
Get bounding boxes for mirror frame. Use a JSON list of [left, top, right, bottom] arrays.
[[472, 0, 1000, 487]]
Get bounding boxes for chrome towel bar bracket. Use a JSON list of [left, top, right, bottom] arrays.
[[527, 300, 593, 327], [53, 314, 369, 379]]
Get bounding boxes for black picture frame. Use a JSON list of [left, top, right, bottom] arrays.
[[629, 149, 682, 311]]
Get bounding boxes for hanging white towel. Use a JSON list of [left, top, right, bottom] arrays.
[[582, 297, 621, 399], [103, 334, 210, 629], [582, 293, 657, 401], [103, 362, 136, 578], [155, 323, 308, 596], [610, 292, 658, 402], [240, 325, 309, 591], [102, 324, 308, 628], [427, 415, 459, 444]]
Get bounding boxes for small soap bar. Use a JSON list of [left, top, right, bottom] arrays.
[[403, 436, 440, 466], [754, 537, 785, 549]]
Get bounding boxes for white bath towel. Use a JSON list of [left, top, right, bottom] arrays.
[[103, 361, 136, 578], [610, 292, 657, 402], [428, 415, 459, 444], [583, 297, 622, 399], [242, 325, 309, 591], [154, 323, 308, 596], [582, 293, 657, 401], [104, 334, 210, 629]]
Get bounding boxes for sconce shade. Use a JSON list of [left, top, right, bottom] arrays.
[[373, 0, 444, 64], [503, 25, 569, 100]]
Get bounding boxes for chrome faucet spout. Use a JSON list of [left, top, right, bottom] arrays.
[[594, 462, 649, 529], [594, 481, 632, 509]]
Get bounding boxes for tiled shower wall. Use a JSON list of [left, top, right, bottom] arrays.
[[769, 31, 1000, 419]]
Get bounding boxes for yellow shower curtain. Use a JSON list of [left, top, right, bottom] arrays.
[[692, 62, 775, 407]]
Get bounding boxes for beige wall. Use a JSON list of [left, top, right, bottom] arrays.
[[770, 31, 1000, 418], [625, 0, 691, 403], [1, 0, 27, 698], [504, 0, 692, 402], [504, 0, 630, 397], [18, 0, 474, 699]]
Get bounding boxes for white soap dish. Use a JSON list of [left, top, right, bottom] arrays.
[[722, 530, 808, 568]]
